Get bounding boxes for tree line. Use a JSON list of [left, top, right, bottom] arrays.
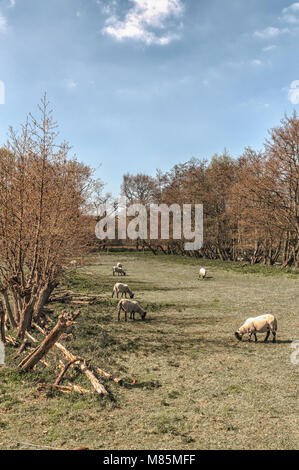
[[119, 112, 299, 268]]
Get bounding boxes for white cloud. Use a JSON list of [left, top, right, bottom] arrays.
[[102, 0, 184, 45], [64, 79, 78, 90], [288, 80, 299, 104], [253, 26, 286, 39], [0, 13, 7, 33], [9, 0, 16, 7], [250, 59, 263, 66], [262, 44, 277, 52], [281, 2, 299, 24]]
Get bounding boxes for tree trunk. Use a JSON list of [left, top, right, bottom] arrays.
[[0, 302, 6, 343], [1, 290, 17, 329]]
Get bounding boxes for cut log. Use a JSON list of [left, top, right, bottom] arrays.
[[19, 311, 80, 372], [32, 322, 108, 395], [80, 360, 108, 395]]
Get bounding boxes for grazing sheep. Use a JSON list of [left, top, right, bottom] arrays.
[[117, 262, 123, 268], [117, 299, 146, 322], [199, 267, 206, 279], [235, 314, 277, 343], [113, 266, 126, 276], [112, 283, 134, 299]]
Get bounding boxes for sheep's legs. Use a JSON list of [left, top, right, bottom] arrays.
[[253, 333, 257, 342], [272, 331, 276, 343], [264, 331, 270, 342]]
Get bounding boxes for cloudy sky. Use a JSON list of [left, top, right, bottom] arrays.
[[0, 0, 298, 194]]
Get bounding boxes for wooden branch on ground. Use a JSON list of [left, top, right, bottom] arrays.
[[96, 367, 123, 385], [19, 311, 80, 372], [32, 321, 108, 396], [37, 383, 90, 394], [25, 331, 39, 343], [13, 339, 29, 360], [5, 334, 17, 345], [54, 358, 81, 386]]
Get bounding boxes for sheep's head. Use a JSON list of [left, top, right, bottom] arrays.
[[130, 293, 134, 299], [141, 311, 147, 320], [235, 331, 242, 341]]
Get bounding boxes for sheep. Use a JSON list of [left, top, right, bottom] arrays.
[[199, 267, 206, 279], [112, 283, 134, 299], [113, 266, 126, 276], [235, 314, 277, 343], [116, 262, 123, 268], [117, 299, 146, 322]]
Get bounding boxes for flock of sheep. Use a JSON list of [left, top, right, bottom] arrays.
[[111, 262, 278, 343], [112, 263, 147, 322]]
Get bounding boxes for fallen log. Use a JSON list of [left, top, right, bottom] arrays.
[[32, 321, 108, 396], [19, 311, 80, 372]]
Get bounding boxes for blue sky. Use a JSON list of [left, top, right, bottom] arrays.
[[0, 0, 298, 195]]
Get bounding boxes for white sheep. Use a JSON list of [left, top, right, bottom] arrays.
[[235, 314, 277, 343], [116, 262, 123, 268], [199, 267, 206, 279], [112, 283, 134, 299], [113, 266, 126, 276], [117, 299, 146, 322]]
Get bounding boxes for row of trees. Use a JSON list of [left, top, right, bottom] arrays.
[[118, 112, 299, 267]]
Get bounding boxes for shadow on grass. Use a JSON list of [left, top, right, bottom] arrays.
[[123, 380, 162, 390]]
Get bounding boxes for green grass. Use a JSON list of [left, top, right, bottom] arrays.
[[0, 252, 298, 450]]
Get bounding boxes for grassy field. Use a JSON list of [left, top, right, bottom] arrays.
[[0, 252, 298, 450]]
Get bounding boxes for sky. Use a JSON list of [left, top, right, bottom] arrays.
[[0, 0, 298, 195]]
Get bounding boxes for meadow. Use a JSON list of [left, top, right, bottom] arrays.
[[0, 252, 298, 450]]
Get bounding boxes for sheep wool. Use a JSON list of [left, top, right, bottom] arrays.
[[117, 299, 147, 322], [112, 283, 134, 299], [235, 314, 277, 343]]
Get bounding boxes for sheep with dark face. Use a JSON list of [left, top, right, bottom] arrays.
[[112, 283, 134, 299], [116, 262, 123, 269], [235, 314, 277, 343], [117, 299, 146, 322], [113, 266, 126, 276]]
